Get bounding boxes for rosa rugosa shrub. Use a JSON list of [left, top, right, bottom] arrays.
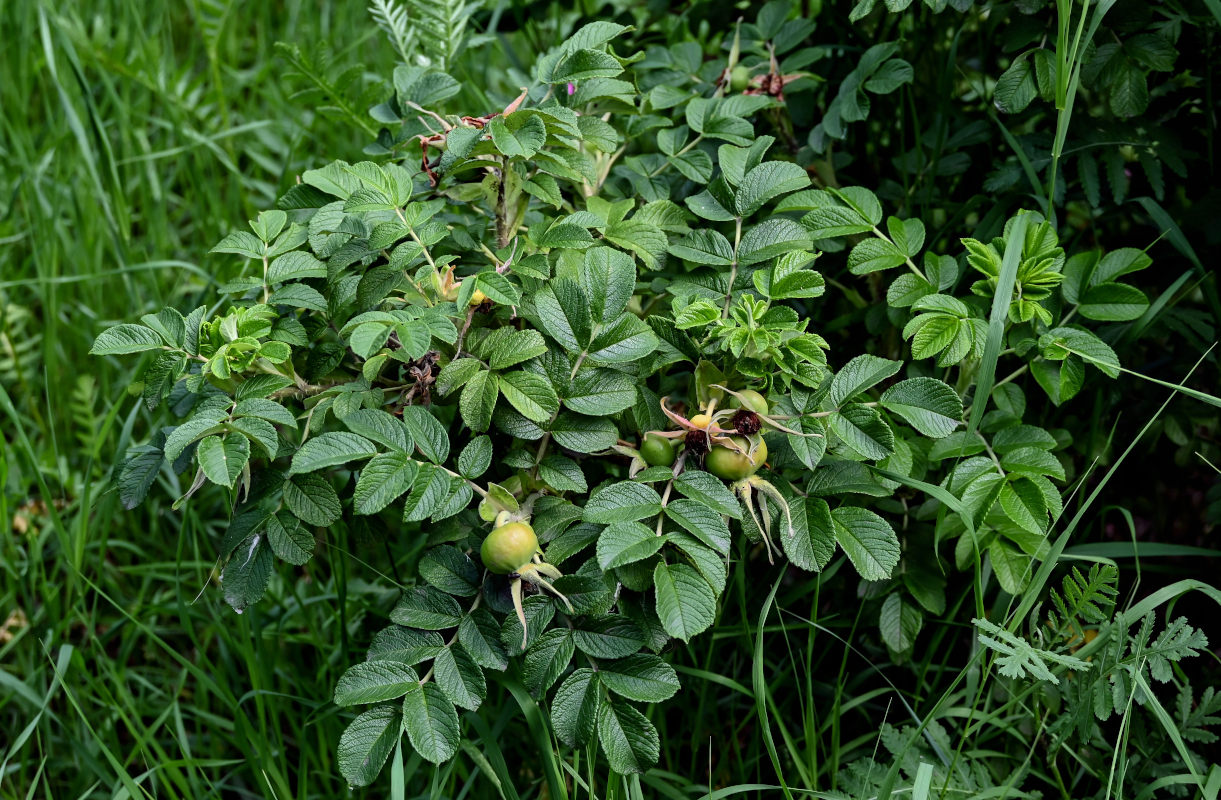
[[89, 5, 1212, 788]]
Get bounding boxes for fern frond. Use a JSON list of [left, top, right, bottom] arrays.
[[369, 0, 416, 65], [411, 0, 482, 70], [274, 42, 378, 138], [1046, 563, 1118, 637]]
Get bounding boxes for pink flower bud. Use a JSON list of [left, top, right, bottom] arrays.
[[567, 82, 576, 96]]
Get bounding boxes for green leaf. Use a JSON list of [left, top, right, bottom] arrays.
[[460, 370, 499, 432], [598, 697, 660, 774], [459, 610, 510, 671], [1039, 327, 1120, 377], [534, 279, 592, 352], [337, 706, 401, 788], [458, 436, 493, 478], [419, 546, 480, 597], [1079, 282, 1148, 321], [653, 562, 716, 642], [880, 377, 964, 438], [234, 397, 298, 428], [487, 329, 548, 370], [551, 668, 601, 747], [830, 404, 895, 460], [538, 455, 587, 492], [734, 161, 811, 216], [402, 406, 450, 463], [755, 252, 826, 299], [672, 470, 742, 518], [737, 218, 811, 265], [268, 283, 327, 311], [572, 616, 646, 659], [390, 587, 464, 630], [552, 48, 624, 83], [289, 432, 378, 474], [266, 250, 326, 283], [664, 499, 731, 554], [90, 324, 165, 355], [433, 644, 486, 711], [1002, 446, 1066, 481], [990, 537, 1032, 594], [596, 521, 665, 569], [782, 496, 837, 572], [523, 629, 575, 695], [196, 435, 250, 488], [878, 593, 923, 653], [354, 452, 418, 515], [549, 412, 618, 453], [266, 512, 314, 565], [342, 409, 410, 452], [829, 354, 903, 406], [401, 681, 460, 764], [584, 482, 663, 524], [673, 229, 727, 267], [580, 247, 637, 323], [489, 112, 547, 159], [565, 369, 636, 416], [599, 654, 679, 702], [587, 314, 659, 364], [831, 506, 900, 581], [847, 237, 906, 274], [221, 533, 273, 612], [367, 626, 444, 665], [334, 661, 420, 705], [283, 472, 341, 526], [498, 370, 559, 423]]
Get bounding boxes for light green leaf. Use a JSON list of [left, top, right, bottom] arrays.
[[829, 354, 903, 406], [596, 521, 665, 569], [337, 706, 401, 787], [196, 435, 250, 488], [334, 661, 420, 705], [598, 696, 660, 774], [599, 653, 679, 702], [459, 370, 499, 433], [880, 377, 964, 438], [498, 370, 559, 423], [734, 161, 810, 216], [551, 668, 601, 747], [90, 324, 165, 355], [283, 472, 341, 526], [354, 452, 418, 515], [584, 482, 663, 524], [653, 562, 716, 642], [289, 432, 377, 474], [489, 112, 547, 159], [831, 506, 900, 581], [401, 681, 460, 764], [433, 644, 486, 711]]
